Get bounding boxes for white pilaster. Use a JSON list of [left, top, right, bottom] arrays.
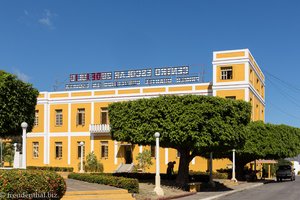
[[114, 140, 118, 165], [46, 95, 50, 164], [139, 145, 143, 153], [43, 102, 48, 164], [165, 148, 168, 165], [68, 103, 71, 165], [91, 102, 94, 152]]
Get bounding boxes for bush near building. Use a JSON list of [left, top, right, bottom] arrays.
[[0, 170, 66, 200], [27, 166, 74, 172], [68, 173, 139, 193]]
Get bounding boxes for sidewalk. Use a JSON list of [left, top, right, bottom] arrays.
[[176, 179, 275, 200]]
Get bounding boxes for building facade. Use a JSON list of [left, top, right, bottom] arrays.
[[27, 49, 265, 173]]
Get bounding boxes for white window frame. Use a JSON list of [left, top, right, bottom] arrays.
[[55, 109, 63, 126], [77, 141, 85, 159], [77, 108, 85, 126], [55, 142, 63, 159], [33, 142, 39, 158], [220, 66, 233, 80], [101, 141, 109, 159], [101, 107, 108, 124], [34, 110, 39, 126]]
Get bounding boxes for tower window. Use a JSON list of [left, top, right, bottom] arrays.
[[225, 96, 236, 100], [221, 67, 233, 80]]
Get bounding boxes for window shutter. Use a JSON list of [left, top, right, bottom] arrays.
[[82, 112, 85, 126], [76, 113, 79, 125]]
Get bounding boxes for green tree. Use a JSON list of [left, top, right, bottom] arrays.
[[108, 95, 251, 186], [221, 121, 300, 180], [136, 150, 153, 172], [0, 71, 39, 136]]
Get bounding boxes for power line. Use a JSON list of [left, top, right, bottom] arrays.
[[264, 70, 300, 92]]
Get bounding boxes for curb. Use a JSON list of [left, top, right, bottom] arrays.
[[157, 192, 197, 200], [199, 183, 264, 200]]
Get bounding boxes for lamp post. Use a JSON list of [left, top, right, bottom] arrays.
[[231, 149, 237, 182], [154, 132, 164, 196], [21, 122, 28, 169], [79, 141, 84, 173], [13, 143, 17, 155]]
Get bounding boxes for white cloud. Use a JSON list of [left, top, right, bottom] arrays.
[[38, 9, 57, 29], [13, 68, 30, 82], [24, 10, 29, 16]]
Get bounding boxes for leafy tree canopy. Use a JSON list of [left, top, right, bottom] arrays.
[[0, 70, 39, 137], [109, 95, 251, 185], [219, 121, 300, 180]]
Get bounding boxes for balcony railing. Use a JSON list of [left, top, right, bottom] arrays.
[[89, 124, 111, 133]]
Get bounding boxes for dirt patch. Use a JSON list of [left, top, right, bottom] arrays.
[[135, 182, 192, 200]]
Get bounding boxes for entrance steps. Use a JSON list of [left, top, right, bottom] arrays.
[[114, 163, 134, 173], [62, 189, 135, 200]]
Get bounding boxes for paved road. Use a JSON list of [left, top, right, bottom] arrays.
[[219, 177, 300, 200]]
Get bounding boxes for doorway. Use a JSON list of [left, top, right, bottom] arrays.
[[124, 146, 132, 164]]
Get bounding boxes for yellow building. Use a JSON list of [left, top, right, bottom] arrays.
[[27, 49, 265, 173]]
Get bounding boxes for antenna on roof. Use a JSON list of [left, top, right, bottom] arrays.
[[53, 78, 68, 91]]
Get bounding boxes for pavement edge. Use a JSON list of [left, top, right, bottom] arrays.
[[200, 182, 264, 200]]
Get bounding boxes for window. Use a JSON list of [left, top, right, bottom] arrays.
[[77, 142, 85, 158], [33, 142, 39, 158], [225, 96, 236, 100], [101, 107, 108, 124], [55, 142, 62, 159], [101, 141, 109, 158], [150, 145, 155, 157], [220, 67, 233, 80], [34, 110, 39, 126], [55, 109, 63, 126], [77, 108, 85, 126]]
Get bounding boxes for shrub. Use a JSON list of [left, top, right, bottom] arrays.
[[77, 152, 104, 172], [109, 172, 210, 182], [27, 166, 74, 172], [135, 150, 153, 172], [85, 152, 104, 172], [0, 169, 66, 200], [68, 173, 139, 193]]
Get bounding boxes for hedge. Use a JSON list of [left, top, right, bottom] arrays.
[[0, 170, 66, 200], [68, 173, 139, 193], [104, 172, 211, 182], [27, 166, 74, 172]]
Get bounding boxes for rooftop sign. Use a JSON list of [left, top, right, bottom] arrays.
[[65, 66, 202, 90]]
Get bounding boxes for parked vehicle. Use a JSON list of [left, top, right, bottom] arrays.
[[276, 165, 295, 181]]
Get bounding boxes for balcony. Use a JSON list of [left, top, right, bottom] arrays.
[[89, 124, 111, 134]]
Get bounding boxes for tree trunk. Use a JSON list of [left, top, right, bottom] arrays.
[[176, 150, 191, 188], [228, 156, 252, 181], [235, 157, 252, 180]]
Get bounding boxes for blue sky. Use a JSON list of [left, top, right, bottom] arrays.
[[1, 0, 300, 127]]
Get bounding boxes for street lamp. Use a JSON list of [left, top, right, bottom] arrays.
[[153, 132, 164, 196], [21, 122, 28, 169], [231, 149, 237, 182], [79, 141, 84, 173]]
